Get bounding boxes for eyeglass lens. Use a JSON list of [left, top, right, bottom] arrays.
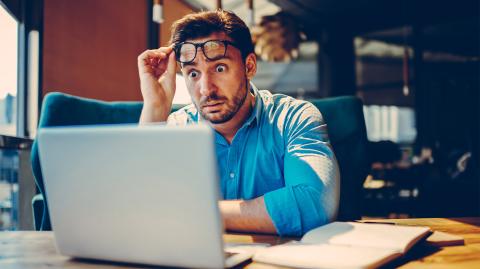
[[178, 40, 227, 63]]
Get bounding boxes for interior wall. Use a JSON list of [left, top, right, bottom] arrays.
[[160, 1, 195, 46], [42, 0, 196, 101], [43, 0, 147, 101]]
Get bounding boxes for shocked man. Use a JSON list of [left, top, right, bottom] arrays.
[[138, 10, 339, 237]]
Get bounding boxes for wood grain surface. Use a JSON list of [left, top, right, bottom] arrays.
[[1, 218, 479, 268]]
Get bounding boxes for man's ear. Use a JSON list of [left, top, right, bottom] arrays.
[[245, 53, 257, 80]]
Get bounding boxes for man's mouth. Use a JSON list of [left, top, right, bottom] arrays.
[[202, 101, 224, 112]]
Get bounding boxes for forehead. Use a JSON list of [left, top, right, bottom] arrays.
[[184, 31, 232, 44]]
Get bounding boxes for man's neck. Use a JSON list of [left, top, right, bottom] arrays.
[[211, 92, 255, 144]]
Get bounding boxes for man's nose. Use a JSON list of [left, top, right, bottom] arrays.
[[199, 73, 216, 97]]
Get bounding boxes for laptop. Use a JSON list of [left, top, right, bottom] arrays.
[[37, 124, 252, 268]]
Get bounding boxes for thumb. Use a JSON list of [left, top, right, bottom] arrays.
[[166, 51, 177, 79]]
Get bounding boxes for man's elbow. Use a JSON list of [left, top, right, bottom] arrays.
[[294, 183, 339, 234]]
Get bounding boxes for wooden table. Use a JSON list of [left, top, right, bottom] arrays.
[[1, 218, 479, 268]]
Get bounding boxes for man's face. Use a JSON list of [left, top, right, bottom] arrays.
[[179, 32, 249, 124]]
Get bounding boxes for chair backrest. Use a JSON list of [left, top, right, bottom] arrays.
[[31, 92, 143, 229], [310, 96, 370, 221], [32, 92, 369, 230]]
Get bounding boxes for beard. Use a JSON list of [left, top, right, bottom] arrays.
[[196, 79, 249, 124]]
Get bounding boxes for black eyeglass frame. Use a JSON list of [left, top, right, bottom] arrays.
[[173, 39, 239, 64]]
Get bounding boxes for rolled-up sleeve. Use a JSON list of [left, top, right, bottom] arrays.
[[264, 103, 340, 236]]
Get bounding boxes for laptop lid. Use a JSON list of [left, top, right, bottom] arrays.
[[37, 124, 226, 268]]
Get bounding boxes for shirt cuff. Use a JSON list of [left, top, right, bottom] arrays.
[[264, 187, 302, 237]]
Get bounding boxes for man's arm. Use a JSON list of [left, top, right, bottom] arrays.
[[219, 197, 276, 234], [220, 103, 339, 237], [137, 46, 177, 124], [262, 103, 340, 237]]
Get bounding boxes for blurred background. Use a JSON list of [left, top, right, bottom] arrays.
[[0, 0, 478, 230]]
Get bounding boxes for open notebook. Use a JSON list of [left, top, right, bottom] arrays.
[[253, 222, 431, 269]]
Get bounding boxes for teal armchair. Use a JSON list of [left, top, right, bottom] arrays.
[[310, 97, 370, 221], [32, 92, 369, 230], [32, 92, 144, 230]]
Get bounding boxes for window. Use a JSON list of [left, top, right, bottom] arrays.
[[0, 4, 20, 231], [0, 5, 18, 136], [354, 28, 417, 145], [363, 105, 417, 143]]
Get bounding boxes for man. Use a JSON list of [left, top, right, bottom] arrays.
[[138, 10, 339, 237]]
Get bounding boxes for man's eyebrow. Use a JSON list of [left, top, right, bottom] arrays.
[[181, 61, 197, 68], [219, 55, 233, 61]]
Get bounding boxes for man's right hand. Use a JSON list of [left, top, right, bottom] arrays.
[[138, 46, 177, 123]]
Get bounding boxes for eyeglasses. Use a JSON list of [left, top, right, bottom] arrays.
[[174, 39, 238, 64]]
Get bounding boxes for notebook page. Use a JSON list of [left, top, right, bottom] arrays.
[[301, 222, 430, 253], [253, 241, 401, 269]]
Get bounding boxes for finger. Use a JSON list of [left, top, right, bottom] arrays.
[[137, 47, 173, 76], [151, 46, 173, 55], [145, 53, 166, 65], [164, 51, 177, 78], [138, 49, 168, 64], [150, 47, 173, 65]]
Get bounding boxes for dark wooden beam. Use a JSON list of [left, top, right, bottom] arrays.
[[271, 0, 479, 36], [0, 0, 20, 19]]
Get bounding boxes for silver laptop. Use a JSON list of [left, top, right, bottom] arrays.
[[37, 124, 252, 268]]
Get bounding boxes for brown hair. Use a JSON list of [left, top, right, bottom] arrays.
[[169, 10, 254, 60]]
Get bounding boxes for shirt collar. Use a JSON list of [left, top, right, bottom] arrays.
[[244, 82, 262, 127]]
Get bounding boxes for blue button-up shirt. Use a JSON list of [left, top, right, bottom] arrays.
[[167, 84, 339, 236]]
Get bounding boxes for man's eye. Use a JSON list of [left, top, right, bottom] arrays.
[[216, 65, 226, 72], [189, 70, 199, 78]]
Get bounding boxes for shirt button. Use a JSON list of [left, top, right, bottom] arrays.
[[229, 172, 235, 179]]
